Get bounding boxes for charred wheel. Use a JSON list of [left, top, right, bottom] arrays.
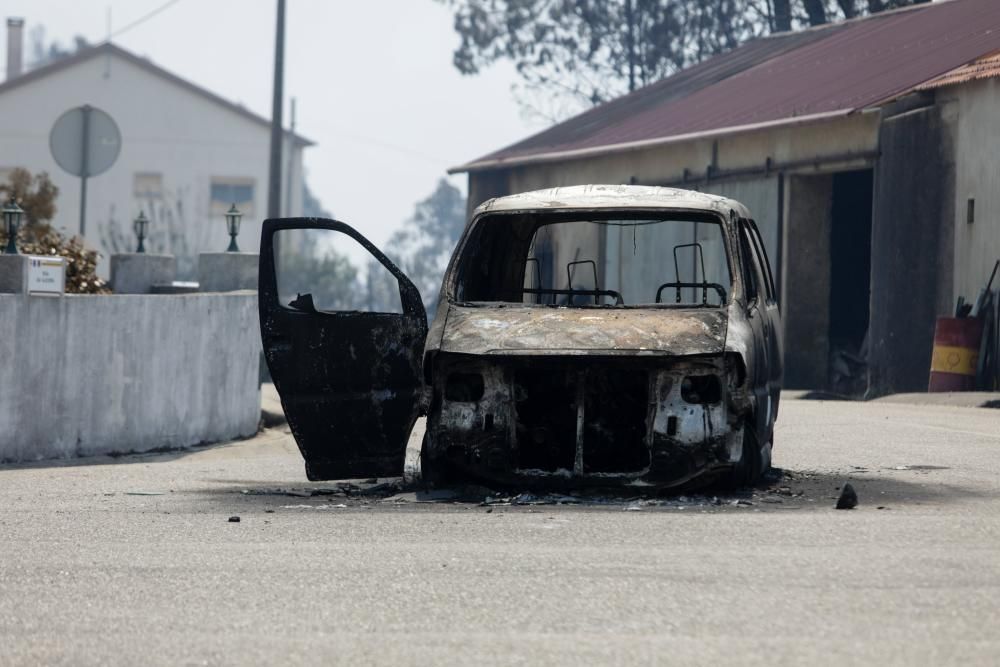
[[420, 432, 451, 489], [727, 417, 763, 489]]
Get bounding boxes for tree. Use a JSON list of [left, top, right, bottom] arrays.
[[0, 168, 108, 293], [302, 180, 333, 218], [439, 0, 931, 120], [0, 168, 58, 225], [281, 245, 362, 312], [266, 180, 466, 317], [367, 179, 467, 316], [27, 25, 89, 70]]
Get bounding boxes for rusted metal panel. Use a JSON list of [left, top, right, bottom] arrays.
[[454, 0, 1000, 172], [438, 307, 728, 357]]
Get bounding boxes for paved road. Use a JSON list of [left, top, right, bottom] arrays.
[[2, 398, 999, 666]]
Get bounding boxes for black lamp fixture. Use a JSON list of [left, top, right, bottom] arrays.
[[133, 210, 149, 253], [3, 199, 23, 255], [225, 204, 242, 252]]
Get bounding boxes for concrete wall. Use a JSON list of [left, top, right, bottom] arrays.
[[468, 113, 879, 211], [0, 50, 306, 277], [782, 175, 833, 389], [701, 176, 780, 274], [943, 79, 1000, 300], [0, 292, 260, 462], [868, 104, 956, 396]]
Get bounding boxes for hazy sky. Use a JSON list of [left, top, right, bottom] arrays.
[[4, 0, 540, 249]]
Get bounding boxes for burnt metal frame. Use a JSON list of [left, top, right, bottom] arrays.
[[521, 257, 625, 305], [653, 242, 727, 306], [522, 287, 625, 306], [258, 216, 428, 480], [656, 282, 727, 305], [448, 208, 739, 307], [567, 259, 602, 305], [260, 217, 425, 320]]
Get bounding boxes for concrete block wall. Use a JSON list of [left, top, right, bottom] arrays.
[[110, 254, 176, 294], [0, 292, 261, 462], [199, 253, 258, 293]]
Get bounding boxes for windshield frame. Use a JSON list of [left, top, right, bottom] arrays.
[[445, 208, 736, 310]]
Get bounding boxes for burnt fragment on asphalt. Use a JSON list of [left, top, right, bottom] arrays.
[[835, 483, 858, 510]]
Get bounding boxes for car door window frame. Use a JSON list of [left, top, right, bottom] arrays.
[[737, 220, 761, 308], [745, 218, 777, 305], [262, 218, 425, 321]]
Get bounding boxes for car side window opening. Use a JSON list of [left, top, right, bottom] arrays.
[[746, 219, 777, 304], [737, 222, 762, 306], [455, 214, 732, 308], [273, 227, 404, 314]]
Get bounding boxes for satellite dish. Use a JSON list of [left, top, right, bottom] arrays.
[[48, 105, 122, 236]]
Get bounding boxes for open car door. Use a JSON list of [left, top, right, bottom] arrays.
[[259, 218, 428, 481]]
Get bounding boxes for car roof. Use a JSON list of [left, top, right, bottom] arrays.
[[473, 184, 750, 220]]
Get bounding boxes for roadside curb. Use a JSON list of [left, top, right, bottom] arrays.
[[261, 383, 287, 427], [786, 389, 1000, 409]]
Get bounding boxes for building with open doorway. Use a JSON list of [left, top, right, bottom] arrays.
[[450, 0, 1000, 396], [0, 22, 312, 278]]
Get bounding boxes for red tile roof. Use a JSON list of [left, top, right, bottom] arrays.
[[453, 0, 1000, 172]]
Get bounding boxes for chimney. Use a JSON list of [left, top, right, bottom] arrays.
[[6, 18, 24, 80]]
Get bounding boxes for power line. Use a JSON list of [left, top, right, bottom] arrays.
[[107, 0, 184, 41]]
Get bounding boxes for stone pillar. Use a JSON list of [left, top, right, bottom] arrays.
[[110, 254, 176, 294], [198, 252, 259, 292], [0, 254, 28, 294]]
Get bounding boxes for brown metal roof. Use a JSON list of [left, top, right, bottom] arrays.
[[454, 0, 1000, 173], [918, 49, 1000, 89], [0, 43, 315, 147]]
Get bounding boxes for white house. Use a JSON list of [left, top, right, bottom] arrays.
[[0, 24, 312, 277]]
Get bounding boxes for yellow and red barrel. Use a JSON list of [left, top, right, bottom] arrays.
[[928, 317, 984, 391]]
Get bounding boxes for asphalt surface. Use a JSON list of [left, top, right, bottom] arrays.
[[2, 397, 1000, 666]]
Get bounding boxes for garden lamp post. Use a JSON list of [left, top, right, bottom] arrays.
[[3, 199, 23, 255], [225, 204, 242, 252], [133, 210, 149, 253]]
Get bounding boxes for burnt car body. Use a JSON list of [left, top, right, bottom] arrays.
[[259, 185, 782, 490]]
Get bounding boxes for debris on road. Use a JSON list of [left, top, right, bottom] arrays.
[[221, 468, 880, 514], [836, 484, 858, 510], [240, 480, 403, 499], [228, 516, 240, 522], [279, 504, 348, 510]]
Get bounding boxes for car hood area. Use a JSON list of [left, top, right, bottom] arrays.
[[438, 305, 728, 356]]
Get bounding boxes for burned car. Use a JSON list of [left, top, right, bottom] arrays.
[[260, 185, 782, 490]]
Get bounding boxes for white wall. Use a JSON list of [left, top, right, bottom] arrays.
[[0, 292, 261, 462], [945, 79, 1000, 299], [0, 50, 305, 277], [502, 113, 879, 197]]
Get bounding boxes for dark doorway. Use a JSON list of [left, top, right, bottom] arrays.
[[828, 169, 874, 394]]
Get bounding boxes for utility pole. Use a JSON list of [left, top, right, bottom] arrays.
[[284, 97, 296, 216], [267, 0, 286, 221]]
